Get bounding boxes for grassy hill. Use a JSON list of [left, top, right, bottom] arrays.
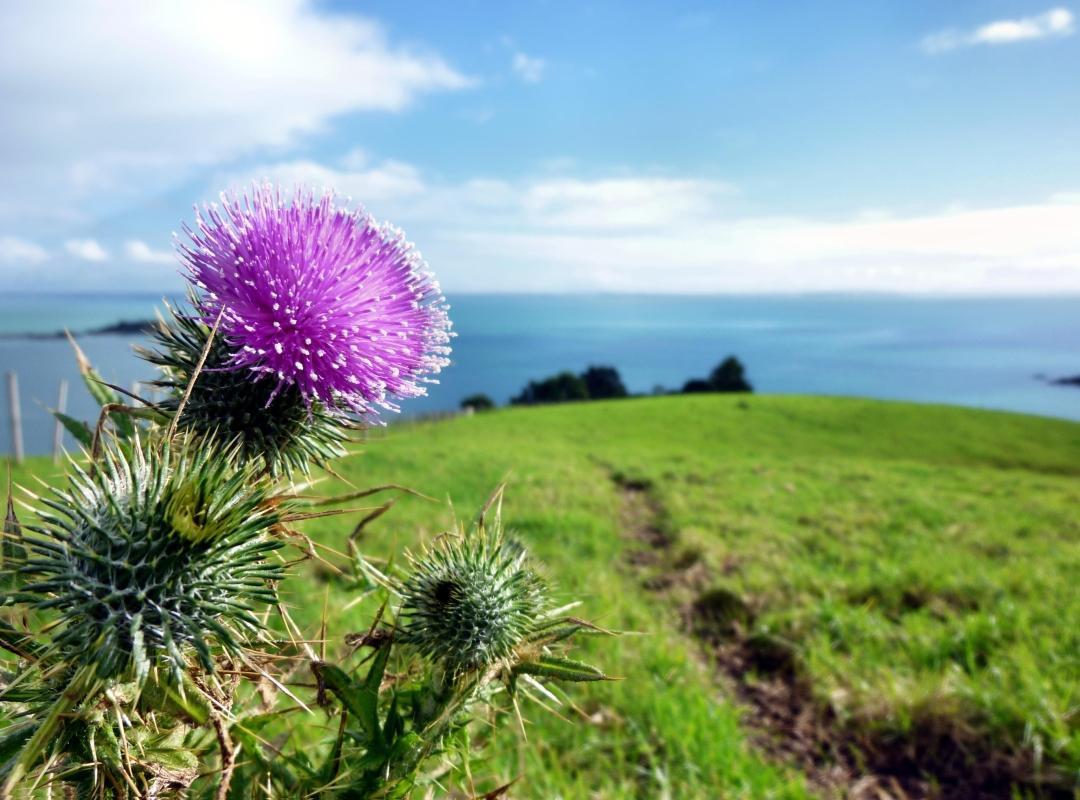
[[8, 395, 1080, 798]]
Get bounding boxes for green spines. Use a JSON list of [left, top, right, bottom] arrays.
[[398, 521, 546, 676], [11, 437, 286, 683], [138, 299, 352, 476]]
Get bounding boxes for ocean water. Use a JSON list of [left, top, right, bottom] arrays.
[[1, 293, 1078, 455]]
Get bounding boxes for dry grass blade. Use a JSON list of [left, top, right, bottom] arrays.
[[299, 483, 436, 507], [167, 305, 224, 440], [477, 479, 509, 528], [89, 403, 141, 460], [280, 506, 388, 523], [95, 380, 163, 410], [347, 500, 396, 547], [476, 778, 518, 799]]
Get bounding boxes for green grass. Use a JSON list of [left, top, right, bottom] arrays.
[[8, 395, 1080, 797]]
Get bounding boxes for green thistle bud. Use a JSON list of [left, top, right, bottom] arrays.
[[398, 521, 546, 676], [12, 438, 285, 683], [138, 300, 351, 476]]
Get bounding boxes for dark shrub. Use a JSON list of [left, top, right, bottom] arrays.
[[682, 356, 754, 395], [460, 393, 495, 412], [581, 365, 628, 399], [681, 378, 713, 394], [709, 356, 753, 393], [511, 371, 589, 405]]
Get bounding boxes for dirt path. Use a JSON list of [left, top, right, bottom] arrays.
[[612, 475, 1058, 800]]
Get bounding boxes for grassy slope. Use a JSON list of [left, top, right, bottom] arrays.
[[8, 395, 1080, 797]]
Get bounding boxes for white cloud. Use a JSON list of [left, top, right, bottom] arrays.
[[511, 52, 547, 83], [443, 199, 1080, 293], [216, 158, 1080, 293], [0, 0, 468, 229], [224, 158, 735, 230], [922, 7, 1074, 53], [1049, 190, 1080, 204], [0, 235, 48, 265], [124, 240, 173, 265], [64, 239, 108, 262], [224, 158, 427, 207], [519, 177, 734, 228]]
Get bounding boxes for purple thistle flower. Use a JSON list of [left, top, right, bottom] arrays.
[[178, 184, 452, 416]]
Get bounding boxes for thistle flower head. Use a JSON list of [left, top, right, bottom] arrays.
[[398, 521, 546, 675], [141, 301, 350, 476], [13, 438, 285, 683], [178, 184, 452, 417]]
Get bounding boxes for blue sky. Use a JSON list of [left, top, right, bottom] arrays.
[[1, 0, 1078, 293]]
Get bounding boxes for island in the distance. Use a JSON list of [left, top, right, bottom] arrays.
[[1, 319, 157, 340]]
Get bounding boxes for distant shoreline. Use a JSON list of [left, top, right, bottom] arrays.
[[1049, 374, 1080, 387], [0, 319, 156, 340]]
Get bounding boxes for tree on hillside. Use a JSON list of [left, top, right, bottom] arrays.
[[709, 356, 753, 393], [681, 378, 713, 393], [681, 355, 753, 395], [581, 365, 628, 399], [460, 393, 495, 412], [511, 371, 589, 405]]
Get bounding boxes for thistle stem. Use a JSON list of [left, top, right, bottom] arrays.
[[0, 665, 102, 799], [211, 710, 235, 800]]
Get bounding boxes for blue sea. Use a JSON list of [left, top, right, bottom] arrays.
[[2, 293, 1079, 455]]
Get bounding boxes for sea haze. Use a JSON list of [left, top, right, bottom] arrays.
[[1, 293, 1078, 455]]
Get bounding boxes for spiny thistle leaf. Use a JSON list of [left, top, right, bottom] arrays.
[[512, 655, 609, 683], [7, 436, 286, 684], [315, 651, 390, 748], [138, 299, 352, 476], [1, 474, 26, 590], [64, 330, 136, 440], [51, 411, 93, 450], [397, 521, 546, 676]]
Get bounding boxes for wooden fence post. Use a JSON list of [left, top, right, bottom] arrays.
[[5, 372, 23, 464], [53, 379, 69, 463]]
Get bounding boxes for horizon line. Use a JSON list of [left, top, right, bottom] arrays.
[[6, 289, 1080, 300]]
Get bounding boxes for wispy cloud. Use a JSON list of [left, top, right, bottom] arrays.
[[124, 240, 173, 265], [518, 177, 734, 228], [218, 158, 1080, 293], [223, 158, 735, 231], [0, 235, 47, 265], [512, 52, 546, 83], [228, 157, 427, 207], [64, 239, 108, 262], [922, 7, 1074, 53], [445, 199, 1080, 293]]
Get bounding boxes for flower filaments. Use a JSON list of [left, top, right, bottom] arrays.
[[140, 301, 350, 476], [14, 438, 285, 683], [398, 522, 546, 676], [178, 184, 453, 418]]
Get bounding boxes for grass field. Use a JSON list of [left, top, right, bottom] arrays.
[[8, 395, 1080, 798]]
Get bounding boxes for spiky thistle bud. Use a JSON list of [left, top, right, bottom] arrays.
[[139, 301, 351, 476], [398, 522, 546, 676], [10, 437, 285, 684]]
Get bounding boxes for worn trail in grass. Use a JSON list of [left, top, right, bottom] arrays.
[[10, 395, 1080, 798]]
